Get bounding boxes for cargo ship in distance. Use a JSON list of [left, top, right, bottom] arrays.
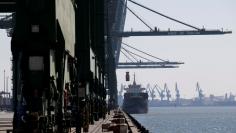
[[122, 75, 148, 114]]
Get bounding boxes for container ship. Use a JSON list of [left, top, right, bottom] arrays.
[[122, 75, 148, 114]]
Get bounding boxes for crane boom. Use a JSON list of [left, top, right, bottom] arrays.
[[117, 65, 178, 69], [118, 42, 184, 69], [123, 0, 232, 37], [114, 30, 232, 37]]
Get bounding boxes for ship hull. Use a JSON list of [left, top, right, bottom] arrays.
[[122, 93, 148, 114]]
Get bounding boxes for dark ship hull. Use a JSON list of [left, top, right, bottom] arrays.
[[123, 92, 148, 114]]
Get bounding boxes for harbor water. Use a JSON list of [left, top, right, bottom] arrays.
[[132, 107, 236, 133]]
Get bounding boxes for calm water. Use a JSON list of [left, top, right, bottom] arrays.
[[131, 107, 236, 133]]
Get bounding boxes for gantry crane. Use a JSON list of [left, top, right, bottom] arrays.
[[175, 83, 180, 104], [114, 0, 232, 38], [225, 92, 235, 102], [146, 84, 151, 93], [196, 82, 204, 102], [164, 83, 171, 102], [148, 88, 156, 101], [117, 42, 184, 69], [229, 93, 235, 102], [1, 0, 232, 70], [153, 84, 165, 101], [146, 84, 155, 101], [115, 0, 231, 69]]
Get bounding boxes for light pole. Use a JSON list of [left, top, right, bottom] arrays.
[[6, 76, 8, 93], [4, 70, 5, 95]]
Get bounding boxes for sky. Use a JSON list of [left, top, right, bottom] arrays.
[[117, 0, 236, 99], [0, 28, 11, 93], [0, 0, 236, 100]]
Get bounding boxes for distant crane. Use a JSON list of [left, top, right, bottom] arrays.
[[225, 92, 235, 102], [148, 88, 156, 101], [164, 83, 171, 102], [146, 84, 155, 100], [154, 84, 165, 101], [224, 93, 228, 101], [196, 82, 204, 102], [229, 93, 235, 102], [146, 84, 151, 93], [175, 83, 180, 103]]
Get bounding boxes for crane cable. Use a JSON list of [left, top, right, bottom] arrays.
[[122, 42, 167, 62], [122, 46, 153, 62], [126, 6, 154, 31], [119, 0, 154, 31], [120, 49, 135, 62], [128, 0, 201, 31], [121, 47, 139, 62], [121, 46, 154, 62]]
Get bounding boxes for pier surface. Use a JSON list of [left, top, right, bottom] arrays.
[[0, 110, 147, 133], [0, 111, 12, 133]]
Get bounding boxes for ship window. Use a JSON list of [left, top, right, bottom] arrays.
[[29, 56, 44, 71]]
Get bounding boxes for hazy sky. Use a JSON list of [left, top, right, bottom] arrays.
[[0, 29, 11, 93], [117, 0, 236, 99], [0, 0, 235, 100]]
